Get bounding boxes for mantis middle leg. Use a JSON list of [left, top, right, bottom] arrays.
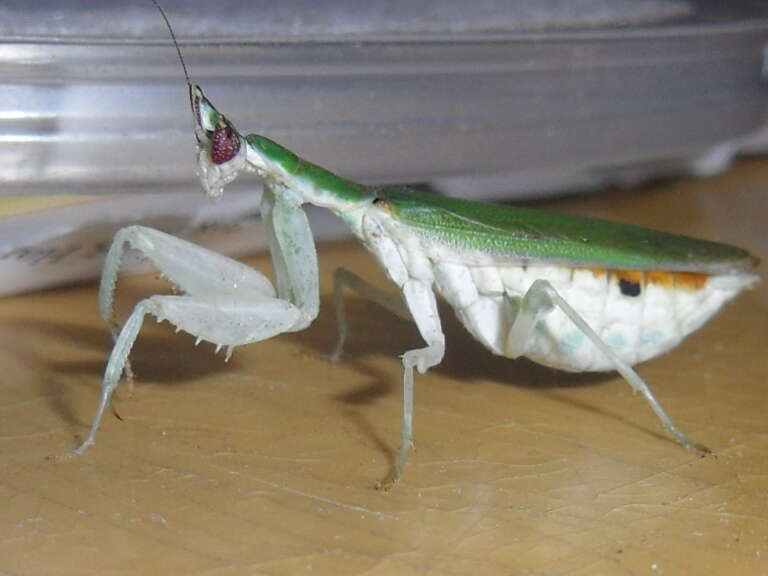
[[328, 267, 411, 362], [329, 269, 445, 484]]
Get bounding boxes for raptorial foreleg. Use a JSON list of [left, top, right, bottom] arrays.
[[65, 293, 305, 457], [97, 225, 278, 387], [68, 181, 322, 457]]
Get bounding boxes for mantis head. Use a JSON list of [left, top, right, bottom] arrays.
[[190, 84, 247, 200]]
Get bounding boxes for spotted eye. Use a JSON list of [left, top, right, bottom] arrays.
[[211, 124, 241, 165]]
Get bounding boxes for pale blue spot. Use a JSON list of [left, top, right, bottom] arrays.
[[606, 333, 627, 350], [561, 330, 585, 352], [640, 330, 664, 346]]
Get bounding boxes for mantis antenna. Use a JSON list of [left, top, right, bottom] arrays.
[[150, 0, 194, 96], [151, 0, 190, 87]]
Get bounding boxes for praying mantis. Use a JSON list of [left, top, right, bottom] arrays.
[[63, 2, 760, 486]]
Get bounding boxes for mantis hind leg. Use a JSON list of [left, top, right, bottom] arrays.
[[328, 267, 411, 361], [505, 279, 709, 453]]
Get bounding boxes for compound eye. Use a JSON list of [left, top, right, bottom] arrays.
[[211, 124, 241, 165]]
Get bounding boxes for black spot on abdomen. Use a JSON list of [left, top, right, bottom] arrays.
[[619, 278, 641, 297]]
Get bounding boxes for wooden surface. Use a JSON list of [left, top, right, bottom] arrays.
[[0, 159, 766, 575]]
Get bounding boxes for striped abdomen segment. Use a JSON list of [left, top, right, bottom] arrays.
[[433, 263, 757, 372]]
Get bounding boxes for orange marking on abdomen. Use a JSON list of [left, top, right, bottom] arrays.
[[646, 270, 709, 291], [577, 268, 709, 292], [673, 271, 709, 290], [614, 270, 645, 285]]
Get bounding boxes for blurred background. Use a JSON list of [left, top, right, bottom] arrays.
[[1, 6, 767, 574], [1, 0, 767, 294]]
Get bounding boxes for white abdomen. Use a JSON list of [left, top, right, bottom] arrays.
[[434, 260, 755, 372], [358, 209, 757, 373]]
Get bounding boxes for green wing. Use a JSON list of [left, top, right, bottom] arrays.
[[377, 186, 756, 273]]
